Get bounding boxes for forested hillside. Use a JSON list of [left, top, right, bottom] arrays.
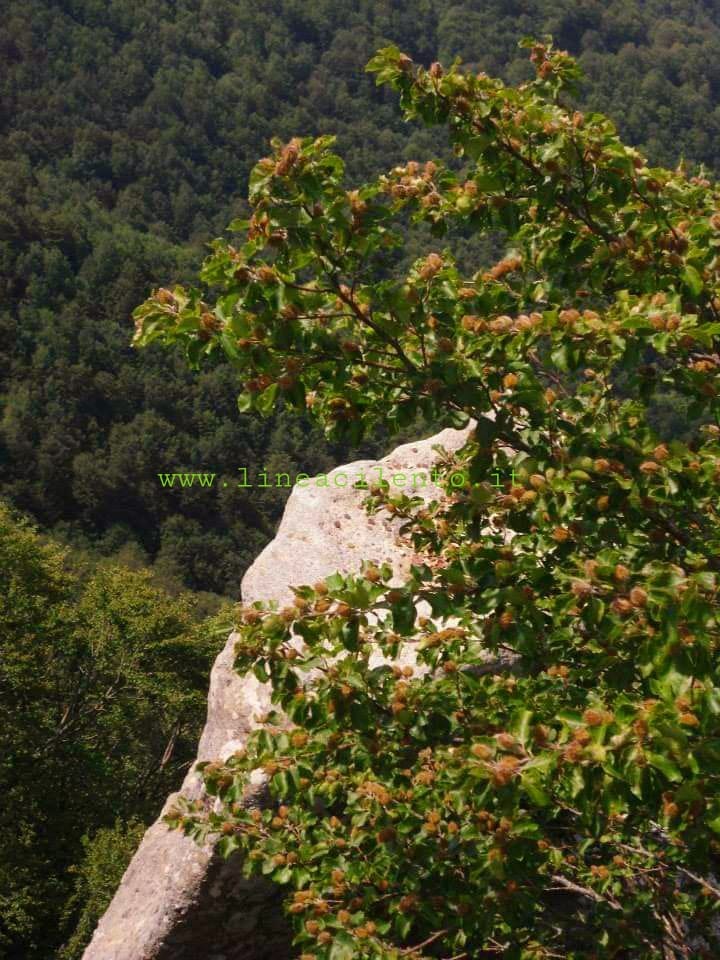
[[2, 0, 720, 597], [3, 2, 720, 958], [0, 502, 227, 959]]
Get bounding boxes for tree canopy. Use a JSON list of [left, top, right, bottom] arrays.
[[0, 502, 225, 959], [134, 39, 720, 958]]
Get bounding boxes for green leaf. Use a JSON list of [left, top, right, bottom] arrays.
[[253, 662, 269, 683], [521, 770, 551, 807], [682, 265, 703, 297], [237, 392, 253, 413], [256, 382, 278, 416], [217, 835, 239, 858], [646, 753, 683, 782], [329, 932, 357, 960], [513, 709, 534, 746]]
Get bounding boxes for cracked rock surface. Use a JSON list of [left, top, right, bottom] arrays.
[[81, 425, 473, 960]]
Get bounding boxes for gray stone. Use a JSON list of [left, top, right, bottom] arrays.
[[81, 425, 473, 960]]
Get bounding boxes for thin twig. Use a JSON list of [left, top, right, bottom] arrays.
[[400, 929, 449, 955], [549, 874, 622, 910]]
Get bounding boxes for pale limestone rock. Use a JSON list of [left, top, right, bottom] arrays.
[[81, 424, 473, 960]]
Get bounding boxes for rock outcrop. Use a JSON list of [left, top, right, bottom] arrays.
[[81, 424, 473, 960]]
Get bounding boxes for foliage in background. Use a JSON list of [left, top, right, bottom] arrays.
[[58, 819, 147, 960], [135, 39, 720, 959], [0, 501, 227, 959], [3, 0, 720, 594]]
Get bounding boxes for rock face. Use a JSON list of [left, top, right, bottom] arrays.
[[82, 424, 473, 960]]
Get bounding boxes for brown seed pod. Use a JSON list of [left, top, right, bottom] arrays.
[[201, 311, 221, 332], [611, 597, 634, 616], [155, 287, 176, 305], [571, 579, 592, 599], [629, 587, 648, 607], [583, 708, 605, 727], [377, 827, 396, 843], [398, 894, 418, 913], [257, 265, 277, 284], [419, 252, 444, 281], [274, 138, 302, 176], [398, 53, 414, 74]]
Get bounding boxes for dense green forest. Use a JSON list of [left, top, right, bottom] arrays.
[[0, 502, 228, 959], [3, 0, 720, 599], [3, 1, 720, 957]]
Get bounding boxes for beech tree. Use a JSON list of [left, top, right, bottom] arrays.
[[133, 39, 720, 959]]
